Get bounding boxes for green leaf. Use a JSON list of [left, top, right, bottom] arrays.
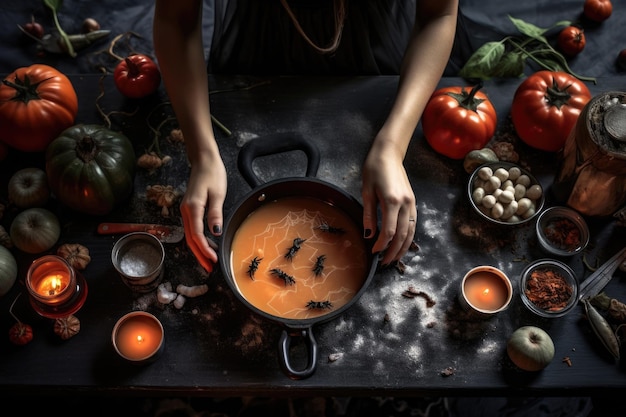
[[458, 41, 506, 80], [491, 52, 525, 78], [552, 20, 574, 29], [508, 16, 572, 43], [508, 15, 549, 43]]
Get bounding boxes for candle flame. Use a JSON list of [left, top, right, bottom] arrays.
[[136, 335, 144, 344], [482, 288, 490, 296], [47, 275, 62, 295]]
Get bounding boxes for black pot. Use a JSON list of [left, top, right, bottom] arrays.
[[219, 133, 377, 379]]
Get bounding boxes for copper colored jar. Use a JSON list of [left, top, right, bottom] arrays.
[[553, 91, 626, 216]]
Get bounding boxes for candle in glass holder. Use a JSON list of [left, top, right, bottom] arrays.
[[27, 255, 74, 305], [26, 255, 87, 318], [113, 312, 164, 363], [460, 266, 512, 315]]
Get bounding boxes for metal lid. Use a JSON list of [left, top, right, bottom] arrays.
[[604, 103, 626, 142]]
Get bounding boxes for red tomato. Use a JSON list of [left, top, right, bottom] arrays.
[[557, 26, 586, 57], [583, 0, 612, 22], [0, 64, 78, 152], [422, 84, 497, 160], [511, 71, 592, 152], [114, 54, 161, 99]]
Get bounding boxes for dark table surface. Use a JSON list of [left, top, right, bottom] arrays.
[[0, 74, 625, 397]]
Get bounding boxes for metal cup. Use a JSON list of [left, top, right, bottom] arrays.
[[112, 232, 165, 293]]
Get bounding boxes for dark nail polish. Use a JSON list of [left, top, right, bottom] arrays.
[[212, 224, 222, 234], [364, 229, 372, 238]]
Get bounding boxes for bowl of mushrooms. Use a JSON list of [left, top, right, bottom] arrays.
[[468, 161, 545, 225]]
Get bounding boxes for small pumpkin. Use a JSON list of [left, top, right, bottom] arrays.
[[9, 322, 33, 346], [8, 293, 33, 345], [54, 314, 80, 340], [45, 124, 136, 216], [57, 243, 91, 270]]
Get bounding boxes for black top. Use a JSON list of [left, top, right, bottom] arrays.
[[209, 0, 416, 75]]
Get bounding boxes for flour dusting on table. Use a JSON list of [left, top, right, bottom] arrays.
[[319, 199, 508, 378]]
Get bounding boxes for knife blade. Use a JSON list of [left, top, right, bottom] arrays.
[[578, 246, 626, 301], [97, 222, 185, 243]]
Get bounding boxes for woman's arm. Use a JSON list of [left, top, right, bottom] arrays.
[[362, 0, 458, 265], [154, 0, 226, 273]]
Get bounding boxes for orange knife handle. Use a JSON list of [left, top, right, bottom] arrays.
[[97, 223, 148, 235]]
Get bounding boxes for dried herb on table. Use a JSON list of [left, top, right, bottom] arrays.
[[590, 292, 626, 323], [525, 268, 573, 311], [402, 286, 436, 307], [543, 216, 581, 251]]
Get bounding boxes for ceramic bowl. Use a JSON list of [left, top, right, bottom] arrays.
[[467, 161, 545, 226], [519, 259, 578, 318], [535, 206, 590, 257]]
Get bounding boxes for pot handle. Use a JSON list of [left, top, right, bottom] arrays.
[[238, 133, 321, 188], [278, 327, 318, 380]]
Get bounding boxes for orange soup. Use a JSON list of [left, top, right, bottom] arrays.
[[230, 197, 370, 319]]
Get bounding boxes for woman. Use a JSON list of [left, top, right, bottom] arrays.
[[153, 0, 458, 273]]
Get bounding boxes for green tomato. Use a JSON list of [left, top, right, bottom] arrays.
[[0, 245, 18, 297], [507, 326, 555, 371]]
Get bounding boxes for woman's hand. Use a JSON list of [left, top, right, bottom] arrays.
[[180, 153, 228, 273], [361, 138, 417, 266]]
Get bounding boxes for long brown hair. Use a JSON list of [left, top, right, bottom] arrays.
[[279, 0, 347, 54]]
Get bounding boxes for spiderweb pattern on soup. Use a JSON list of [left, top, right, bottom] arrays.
[[230, 197, 369, 320]]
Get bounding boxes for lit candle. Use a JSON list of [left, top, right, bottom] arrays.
[[460, 266, 512, 315], [113, 312, 164, 363], [26, 255, 76, 306]]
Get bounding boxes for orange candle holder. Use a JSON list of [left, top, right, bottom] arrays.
[[112, 311, 164, 364], [26, 255, 88, 319], [459, 265, 512, 317]]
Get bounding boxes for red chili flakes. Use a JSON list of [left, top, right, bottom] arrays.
[[525, 268, 573, 311], [543, 217, 581, 251]]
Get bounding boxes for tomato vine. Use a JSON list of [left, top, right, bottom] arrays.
[[43, 0, 76, 57], [459, 16, 596, 84]]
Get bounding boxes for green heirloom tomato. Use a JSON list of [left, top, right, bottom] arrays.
[[45, 124, 136, 216]]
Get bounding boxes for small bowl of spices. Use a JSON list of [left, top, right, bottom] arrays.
[[519, 259, 578, 318], [535, 206, 589, 257]]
